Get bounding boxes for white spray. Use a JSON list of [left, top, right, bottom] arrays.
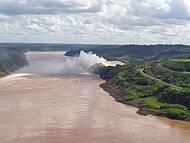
[[15, 51, 124, 75]]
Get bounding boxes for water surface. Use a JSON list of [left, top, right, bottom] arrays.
[[0, 52, 190, 143]]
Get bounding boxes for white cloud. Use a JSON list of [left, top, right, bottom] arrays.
[[0, 0, 102, 15], [0, 0, 190, 44]]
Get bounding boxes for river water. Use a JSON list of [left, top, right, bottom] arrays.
[[0, 52, 190, 143]]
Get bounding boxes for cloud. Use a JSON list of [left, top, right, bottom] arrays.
[[103, 0, 190, 30], [0, 0, 102, 15], [0, 0, 190, 44]]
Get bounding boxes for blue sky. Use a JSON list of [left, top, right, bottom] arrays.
[[0, 0, 190, 44]]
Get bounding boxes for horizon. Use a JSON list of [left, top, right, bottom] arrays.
[[0, 42, 190, 46]]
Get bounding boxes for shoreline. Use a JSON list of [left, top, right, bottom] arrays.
[[99, 80, 189, 121], [99, 81, 146, 115]]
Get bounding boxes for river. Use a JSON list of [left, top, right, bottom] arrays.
[[0, 52, 190, 143]]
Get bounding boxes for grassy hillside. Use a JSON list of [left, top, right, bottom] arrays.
[[100, 61, 190, 121], [144, 64, 190, 88], [161, 54, 190, 72]]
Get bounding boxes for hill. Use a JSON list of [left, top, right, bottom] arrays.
[[161, 54, 190, 72], [98, 54, 190, 121]]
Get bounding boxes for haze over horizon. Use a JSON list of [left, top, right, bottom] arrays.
[[0, 0, 190, 45]]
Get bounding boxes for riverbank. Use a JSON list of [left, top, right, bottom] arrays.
[[100, 81, 158, 116], [100, 80, 190, 121], [98, 65, 190, 122], [1, 74, 190, 143]]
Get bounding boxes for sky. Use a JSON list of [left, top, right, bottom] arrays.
[[0, 0, 190, 44]]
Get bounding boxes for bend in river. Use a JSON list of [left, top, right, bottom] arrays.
[[0, 52, 190, 143]]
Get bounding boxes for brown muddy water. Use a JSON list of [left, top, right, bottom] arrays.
[[0, 52, 190, 143]]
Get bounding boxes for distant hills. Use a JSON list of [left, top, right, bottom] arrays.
[[0, 43, 190, 77], [1, 43, 190, 62]]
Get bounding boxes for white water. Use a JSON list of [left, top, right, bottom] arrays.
[[16, 51, 123, 75]]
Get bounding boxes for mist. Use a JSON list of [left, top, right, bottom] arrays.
[[16, 51, 123, 75]]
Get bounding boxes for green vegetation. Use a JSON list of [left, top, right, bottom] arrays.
[[160, 104, 190, 120], [144, 64, 190, 88], [161, 54, 190, 72], [162, 60, 190, 72], [65, 44, 190, 61], [115, 55, 129, 64], [99, 57, 190, 121], [138, 97, 162, 110], [169, 59, 190, 62]]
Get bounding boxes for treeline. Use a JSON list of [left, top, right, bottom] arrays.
[[161, 54, 190, 72], [162, 60, 190, 72], [65, 44, 190, 61], [144, 64, 190, 88], [1, 43, 190, 62], [99, 65, 190, 121]]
